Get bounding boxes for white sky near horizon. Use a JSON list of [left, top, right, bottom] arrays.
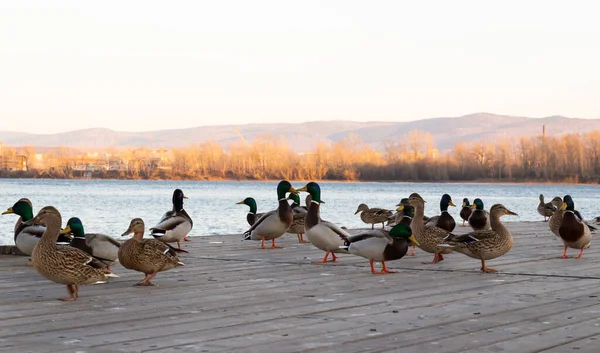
[[1, 0, 599, 134]]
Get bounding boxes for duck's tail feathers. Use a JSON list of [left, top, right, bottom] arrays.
[[242, 230, 252, 240], [104, 272, 119, 278], [177, 261, 185, 266], [93, 281, 107, 285], [150, 228, 166, 238]]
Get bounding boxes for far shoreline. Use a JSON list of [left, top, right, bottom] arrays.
[[0, 176, 598, 187]]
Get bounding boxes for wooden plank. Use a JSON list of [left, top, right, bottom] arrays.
[[1, 221, 600, 353]]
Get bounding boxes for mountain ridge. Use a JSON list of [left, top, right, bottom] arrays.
[[1, 113, 599, 152]]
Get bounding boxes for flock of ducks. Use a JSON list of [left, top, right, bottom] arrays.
[[1, 183, 595, 301], [2, 189, 192, 300]]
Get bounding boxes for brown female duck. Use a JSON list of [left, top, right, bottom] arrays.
[[355, 204, 393, 229], [407, 193, 453, 264], [119, 218, 184, 286], [27, 206, 117, 301], [441, 204, 518, 273]]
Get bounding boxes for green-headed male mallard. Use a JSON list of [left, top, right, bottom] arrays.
[[26, 206, 117, 301], [236, 197, 265, 226], [558, 195, 592, 259], [297, 182, 350, 263], [468, 198, 490, 231], [441, 204, 518, 273], [242, 180, 298, 249], [537, 194, 557, 222], [61, 217, 121, 271], [150, 189, 193, 250], [2, 198, 71, 258], [119, 218, 184, 286], [407, 193, 453, 264], [355, 204, 393, 229], [425, 194, 456, 232], [287, 193, 309, 243], [341, 208, 420, 274], [459, 198, 472, 227]]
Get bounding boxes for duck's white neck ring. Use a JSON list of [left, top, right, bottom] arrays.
[[279, 198, 287, 202]]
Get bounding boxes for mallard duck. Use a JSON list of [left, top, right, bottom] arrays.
[[297, 182, 350, 263], [440, 204, 518, 273], [558, 195, 593, 259], [242, 180, 298, 249], [551, 196, 596, 238], [537, 194, 557, 222], [2, 199, 71, 257], [407, 193, 453, 264], [287, 193, 309, 243], [236, 197, 265, 226], [340, 211, 420, 274], [150, 189, 193, 250], [387, 198, 408, 227], [391, 198, 430, 225], [468, 198, 490, 231], [355, 204, 393, 229], [61, 217, 121, 271], [459, 198, 472, 227], [25, 206, 117, 301], [424, 194, 456, 232], [548, 197, 564, 237], [398, 202, 418, 256], [119, 218, 184, 286]]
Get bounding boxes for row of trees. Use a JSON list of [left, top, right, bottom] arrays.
[[2, 129, 600, 183]]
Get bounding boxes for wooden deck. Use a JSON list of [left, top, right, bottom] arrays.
[[1, 221, 600, 353]]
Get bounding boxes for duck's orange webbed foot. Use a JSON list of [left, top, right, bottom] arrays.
[[422, 253, 443, 264], [58, 284, 78, 301], [270, 239, 283, 248], [297, 234, 310, 243], [370, 260, 396, 274]]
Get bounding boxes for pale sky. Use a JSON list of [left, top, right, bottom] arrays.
[[1, 0, 599, 134]]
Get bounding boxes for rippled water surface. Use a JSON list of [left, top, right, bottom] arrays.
[[1, 179, 599, 245]]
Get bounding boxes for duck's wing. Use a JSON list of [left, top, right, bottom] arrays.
[[84, 234, 121, 262], [141, 238, 181, 259], [87, 233, 121, 248], [425, 215, 440, 227], [242, 210, 276, 238], [292, 206, 307, 215], [348, 229, 392, 244], [150, 210, 193, 232], [443, 230, 497, 245], [574, 210, 597, 232], [54, 246, 108, 269], [320, 220, 351, 241], [370, 208, 393, 217]]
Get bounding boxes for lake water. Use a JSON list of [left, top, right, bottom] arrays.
[[1, 179, 599, 245]]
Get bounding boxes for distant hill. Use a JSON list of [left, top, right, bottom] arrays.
[[1, 113, 599, 152]]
